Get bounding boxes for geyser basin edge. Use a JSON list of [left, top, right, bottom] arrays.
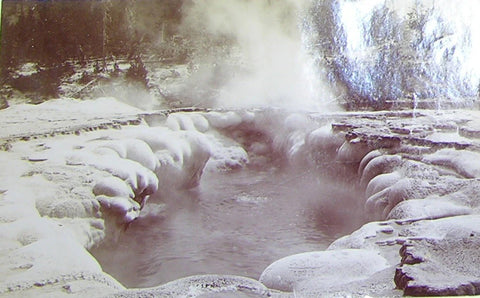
[[3, 103, 480, 296]]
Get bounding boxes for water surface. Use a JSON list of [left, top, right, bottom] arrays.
[[92, 165, 364, 288]]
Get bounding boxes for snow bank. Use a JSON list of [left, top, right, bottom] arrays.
[[0, 154, 123, 296], [65, 124, 215, 224]]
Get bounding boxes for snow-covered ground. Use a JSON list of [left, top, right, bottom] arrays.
[[2, 98, 480, 297]]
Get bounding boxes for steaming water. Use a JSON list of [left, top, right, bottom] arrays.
[[92, 165, 364, 288]]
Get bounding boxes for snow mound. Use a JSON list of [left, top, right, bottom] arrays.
[[0, 216, 123, 295], [259, 249, 389, 292], [70, 154, 158, 201]]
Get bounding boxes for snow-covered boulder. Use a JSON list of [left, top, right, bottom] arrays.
[[100, 139, 159, 172], [154, 130, 211, 189], [93, 176, 135, 199], [259, 249, 389, 293], [360, 154, 403, 187], [306, 125, 345, 153], [68, 150, 159, 205], [96, 196, 141, 225], [166, 112, 210, 133], [365, 171, 402, 198], [336, 139, 370, 164], [204, 111, 243, 129]]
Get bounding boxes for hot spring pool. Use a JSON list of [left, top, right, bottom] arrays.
[[91, 164, 365, 288]]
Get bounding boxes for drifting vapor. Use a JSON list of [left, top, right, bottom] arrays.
[[179, 0, 337, 111]]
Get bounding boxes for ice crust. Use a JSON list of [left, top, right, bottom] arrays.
[[3, 100, 480, 296]]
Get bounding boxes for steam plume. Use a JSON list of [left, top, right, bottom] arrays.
[[180, 0, 338, 111]]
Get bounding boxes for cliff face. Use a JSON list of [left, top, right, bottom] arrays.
[[306, 0, 480, 107]]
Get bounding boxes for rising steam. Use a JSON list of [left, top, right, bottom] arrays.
[[180, 0, 338, 111]]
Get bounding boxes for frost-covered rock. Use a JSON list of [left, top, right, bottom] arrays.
[[395, 237, 480, 296], [365, 171, 402, 198], [328, 221, 397, 251], [395, 215, 480, 296], [365, 177, 418, 219], [205, 134, 248, 171], [358, 150, 383, 177], [306, 124, 345, 153], [93, 176, 135, 199], [100, 139, 160, 172], [205, 111, 243, 129], [153, 130, 211, 189], [166, 112, 210, 132], [336, 139, 370, 164], [68, 150, 159, 207], [259, 249, 389, 293], [96, 195, 141, 224], [360, 154, 403, 187]]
